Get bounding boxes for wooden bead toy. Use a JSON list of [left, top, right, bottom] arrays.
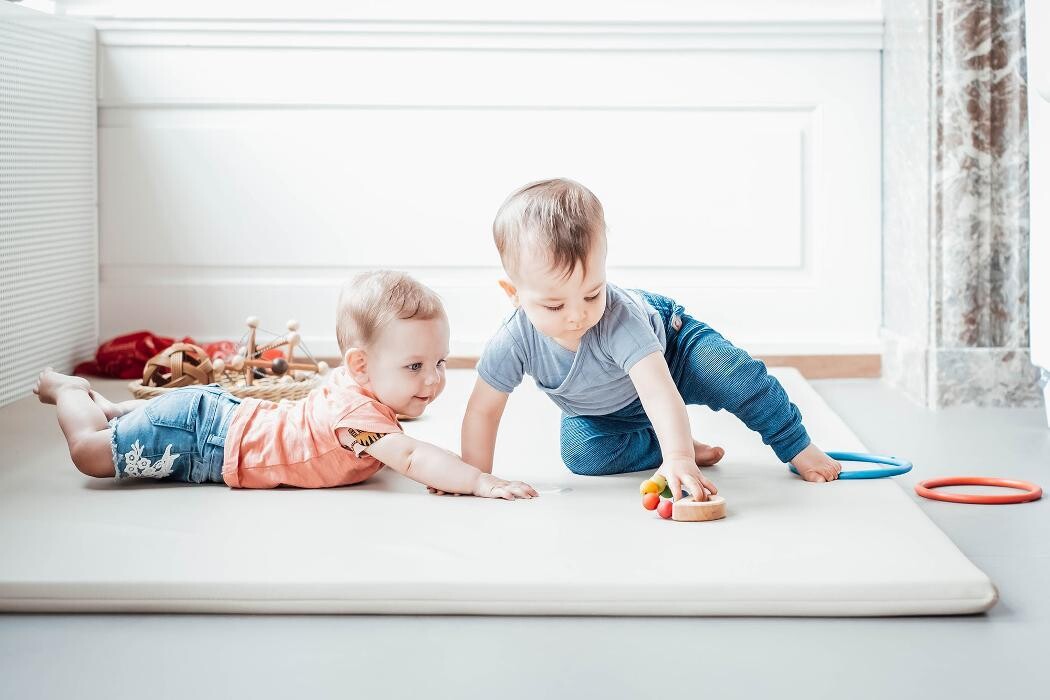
[[220, 316, 327, 386], [640, 473, 727, 522], [671, 495, 726, 522]]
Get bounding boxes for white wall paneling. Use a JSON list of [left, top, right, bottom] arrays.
[[78, 2, 883, 356]]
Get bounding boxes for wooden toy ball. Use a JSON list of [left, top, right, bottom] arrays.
[[271, 357, 289, 375], [317, 360, 330, 375], [142, 342, 214, 388]]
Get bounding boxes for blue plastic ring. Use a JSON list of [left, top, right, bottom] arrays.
[[788, 451, 913, 480]]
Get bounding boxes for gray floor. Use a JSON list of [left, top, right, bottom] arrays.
[[2, 377, 1048, 700]]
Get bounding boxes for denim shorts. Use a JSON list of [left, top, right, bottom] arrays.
[[109, 384, 240, 483]]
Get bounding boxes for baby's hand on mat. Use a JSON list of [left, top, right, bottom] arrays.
[[659, 457, 718, 502], [473, 473, 539, 500], [790, 443, 842, 483]]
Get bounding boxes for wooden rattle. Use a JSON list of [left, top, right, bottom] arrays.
[[639, 474, 726, 522]]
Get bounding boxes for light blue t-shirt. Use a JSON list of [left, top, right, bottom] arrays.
[[476, 284, 666, 416]]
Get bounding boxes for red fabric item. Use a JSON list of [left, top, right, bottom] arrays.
[[75, 331, 235, 379]]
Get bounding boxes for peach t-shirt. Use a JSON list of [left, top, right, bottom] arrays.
[[222, 369, 402, 489]]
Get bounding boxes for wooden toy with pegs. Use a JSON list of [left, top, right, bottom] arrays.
[[214, 317, 330, 386], [640, 473, 727, 522]]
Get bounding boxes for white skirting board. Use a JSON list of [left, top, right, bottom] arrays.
[[0, 368, 996, 615]]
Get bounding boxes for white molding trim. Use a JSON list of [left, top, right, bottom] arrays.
[[98, 102, 822, 113], [80, 18, 882, 51], [98, 265, 822, 289]]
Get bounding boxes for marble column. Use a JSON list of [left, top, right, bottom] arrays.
[[882, 0, 1041, 407]]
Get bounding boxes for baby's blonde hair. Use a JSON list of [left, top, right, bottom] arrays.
[[493, 178, 606, 279], [336, 271, 446, 353]]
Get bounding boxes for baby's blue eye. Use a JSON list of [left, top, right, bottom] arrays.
[[407, 362, 423, 371]]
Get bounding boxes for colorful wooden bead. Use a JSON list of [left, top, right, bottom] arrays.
[[271, 357, 289, 375], [642, 492, 660, 510], [641, 480, 661, 495], [657, 499, 673, 519], [650, 474, 668, 491]]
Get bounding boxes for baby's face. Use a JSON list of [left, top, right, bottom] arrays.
[[509, 237, 608, 347], [354, 316, 450, 418]]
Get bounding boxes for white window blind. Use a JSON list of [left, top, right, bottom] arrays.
[[0, 3, 96, 407]]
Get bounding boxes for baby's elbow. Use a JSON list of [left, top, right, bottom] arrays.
[[379, 438, 417, 476], [399, 443, 428, 481]]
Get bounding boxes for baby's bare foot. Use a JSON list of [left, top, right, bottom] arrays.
[[693, 440, 725, 467], [33, 368, 90, 404]]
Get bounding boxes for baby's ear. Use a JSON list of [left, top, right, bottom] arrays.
[[344, 348, 368, 382], [497, 279, 519, 307]]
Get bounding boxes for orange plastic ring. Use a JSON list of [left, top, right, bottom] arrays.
[[915, 476, 1043, 505]]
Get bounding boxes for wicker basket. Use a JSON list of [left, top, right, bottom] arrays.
[[129, 371, 322, 401]]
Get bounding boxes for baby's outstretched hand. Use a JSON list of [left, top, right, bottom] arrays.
[[659, 457, 718, 502], [473, 473, 539, 500], [790, 443, 842, 482]]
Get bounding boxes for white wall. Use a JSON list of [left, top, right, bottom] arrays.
[[62, 0, 883, 357]]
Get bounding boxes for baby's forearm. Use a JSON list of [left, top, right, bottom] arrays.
[[461, 409, 499, 474], [403, 442, 482, 495], [645, 395, 695, 461], [629, 352, 697, 463]]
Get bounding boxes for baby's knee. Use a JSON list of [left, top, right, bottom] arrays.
[[561, 430, 660, 476], [561, 439, 621, 476], [70, 435, 115, 478]]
